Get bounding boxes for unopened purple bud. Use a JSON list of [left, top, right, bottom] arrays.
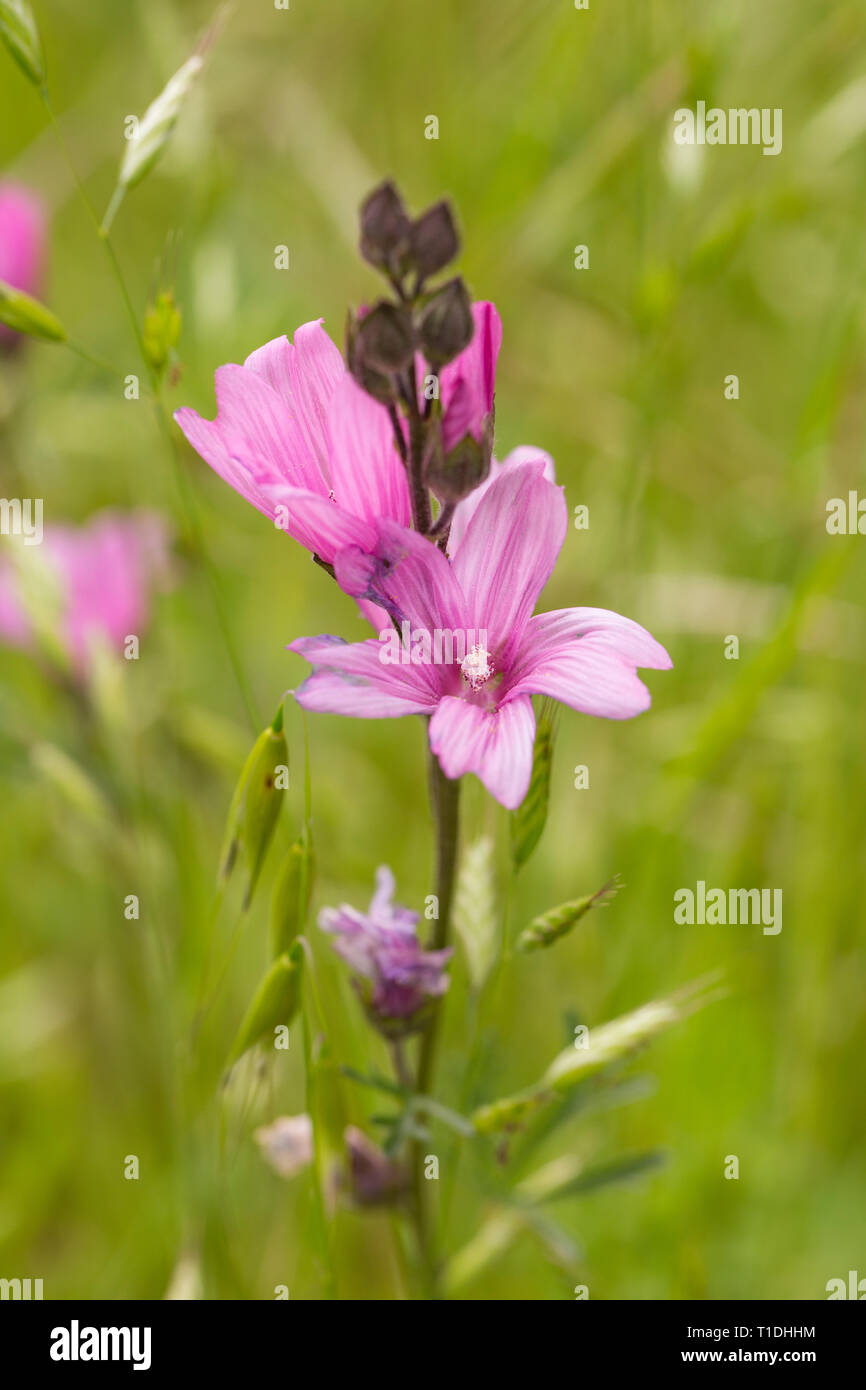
[[417, 277, 473, 366], [410, 200, 459, 279], [356, 301, 415, 373], [359, 180, 411, 273], [426, 419, 492, 503], [346, 307, 397, 404]]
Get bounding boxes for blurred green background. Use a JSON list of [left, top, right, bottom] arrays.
[[2, 0, 865, 1300]]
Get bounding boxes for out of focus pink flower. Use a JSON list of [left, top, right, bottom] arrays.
[[0, 182, 45, 347], [0, 511, 171, 678]]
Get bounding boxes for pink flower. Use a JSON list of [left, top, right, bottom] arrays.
[[319, 865, 452, 1032], [0, 511, 170, 678], [173, 304, 501, 563], [289, 462, 671, 809], [175, 320, 411, 564], [0, 182, 45, 347]]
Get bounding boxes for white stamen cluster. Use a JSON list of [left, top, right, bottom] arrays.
[[460, 643, 493, 691]]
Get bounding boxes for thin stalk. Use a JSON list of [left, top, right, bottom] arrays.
[[408, 745, 461, 1296]]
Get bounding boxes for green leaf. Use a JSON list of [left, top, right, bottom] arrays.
[[510, 699, 557, 869], [0, 0, 44, 86], [0, 278, 65, 342], [452, 835, 498, 990], [541, 1149, 666, 1201], [227, 943, 303, 1067]]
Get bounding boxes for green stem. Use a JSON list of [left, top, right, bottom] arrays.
[[409, 745, 461, 1296]]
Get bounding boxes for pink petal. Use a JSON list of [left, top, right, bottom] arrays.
[[451, 461, 567, 660], [257, 485, 377, 563], [334, 519, 468, 635], [174, 363, 328, 517], [506, 607, 672, 719], [0, 183, 44, 343], [286, 320, 346, 482], [290, 634, 439, 716], [438, 301, 502, 445], [428, 694, 535, 809], [326, 377, 411, 527], [448, 445, 556, 555]]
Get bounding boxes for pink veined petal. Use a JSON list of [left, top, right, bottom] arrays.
[[243, 334, 296, 407], [428, 694, 536, 810], [287, 320, 346, 483], [289, 634, 441, 716], [0, 184, 44, 343], [355, 597, 393, 633], [334, 519, 468, 636], [326, 377, 412, 527], [257, 485, 377, 563], [451, 461, 567, 661], [448, 446, 556, 556], [175, 362, 329, 516], [439, 301, 502, 421], [511, 607, 672, 678], [506, 608, 672, 719]]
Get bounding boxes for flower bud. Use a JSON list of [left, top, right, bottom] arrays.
[[355, 301, 415, 373], [410, 200, 459, 279], [417, 277, 473, 366], [425, 419, 492, 504], [345, 308, 396, 404], [143, 288, 181, 379], [270, 837, 315, 959], [359, 180, 412, 273], [343, 1126, 407, 1208], [219, 703, 288, 908], [226, 943, 304, 1068], [0, 278, 64, 342], [0, 0, 45, 87]]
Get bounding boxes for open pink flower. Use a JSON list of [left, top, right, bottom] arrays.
[[174, 305, 502, 566], [289, 462, 671, 809], [0, 182, 45, 347], [0, 511, 170, 678], [175, 320, 411, 564]]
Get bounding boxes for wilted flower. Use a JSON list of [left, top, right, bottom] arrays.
[[319, 866, 452, 1035], [343, 1125, 407, 1207], [290, 462, 671, 809], [0, 510, 170, 678], [0, 181, 45, 348], [254, 1114, 314, 1180]]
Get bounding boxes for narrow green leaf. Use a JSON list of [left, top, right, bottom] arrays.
[[452, 835, 498, 990], [0, 278, 65, 342], [510, 699, 557, 869], [0, 0, 44, 86]]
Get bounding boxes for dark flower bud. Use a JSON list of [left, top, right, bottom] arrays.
[[343, 1126, 407, 1208], [417, 277, 473, 366], [346, 308, 396, 403], [425, 418, 492, 503], [359, 180, 411, 273], [356, 301, 415, 372], [410, 200, 459, 279]]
